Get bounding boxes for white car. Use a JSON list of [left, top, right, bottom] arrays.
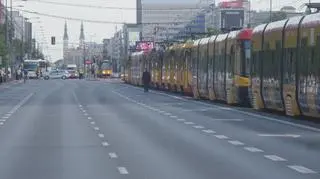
[[44, 70, 70, 80]]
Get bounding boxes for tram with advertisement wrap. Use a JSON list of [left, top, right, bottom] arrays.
[[126, 12, 320, 119]]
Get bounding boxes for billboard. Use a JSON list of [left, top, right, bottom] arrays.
[[128, 31, 140, 52], [220, 9, 244, 30], [136, 41, 154, 52], [219, 0, 243, 8]]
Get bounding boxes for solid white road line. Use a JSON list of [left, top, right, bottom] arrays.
[[228, 140, 244, 146], [214, 135, 229, 139], [184, 122, 194, 125], [258, 134, 300, 138], [109, 153, 118, 158], [98, 134, 105, 138], [244, 147, 264, 153], [102, 142, 109, 146], [288, 165, 317, 174], [118, 167, 129, 174], [202, 129, 216, 134], [264, 155, 287, 161], [193, 125, 204, 129]]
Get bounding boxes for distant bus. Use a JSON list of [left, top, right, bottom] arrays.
[[23, 59, 49, 78], [23, 60, 39, 78]]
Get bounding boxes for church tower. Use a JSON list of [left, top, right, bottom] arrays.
[[79, 21, 85, 49], [63, 21, 69, 64]]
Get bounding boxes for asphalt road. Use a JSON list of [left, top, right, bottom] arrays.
[[0, 78, 319, 179]]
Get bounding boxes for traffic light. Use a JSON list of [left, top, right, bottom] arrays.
[[51, 36, 55, 45]]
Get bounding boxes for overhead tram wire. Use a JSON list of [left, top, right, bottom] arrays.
[[25, 0, 201, 11], [14, 8, 194, 25]]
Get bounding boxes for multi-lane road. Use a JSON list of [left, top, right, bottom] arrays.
[[0, 79, 319, 179]]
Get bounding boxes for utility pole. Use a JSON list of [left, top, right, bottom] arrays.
[[269, 0, 272, 22]]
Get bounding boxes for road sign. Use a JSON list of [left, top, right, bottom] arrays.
[[85, 60, 92, 64]]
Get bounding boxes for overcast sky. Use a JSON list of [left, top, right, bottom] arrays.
[[12, 0, 315, 61]]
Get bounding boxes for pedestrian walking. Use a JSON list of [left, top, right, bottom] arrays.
[[142, 68, 151, 92]]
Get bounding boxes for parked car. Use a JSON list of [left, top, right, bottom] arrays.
[[44, 70, 70, 80]]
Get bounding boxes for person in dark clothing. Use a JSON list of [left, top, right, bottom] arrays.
[[142, 68, 151, 92]]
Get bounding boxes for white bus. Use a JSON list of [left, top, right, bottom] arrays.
[[23, 59, 48, 78]]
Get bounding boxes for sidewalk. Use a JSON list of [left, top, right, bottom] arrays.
[[0, 80, 23, 90]]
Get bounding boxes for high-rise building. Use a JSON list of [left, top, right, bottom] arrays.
[[141, 2, 199, 42]]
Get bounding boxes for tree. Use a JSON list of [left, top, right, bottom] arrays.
[[264, 11, 287, 23], [0, 24, 8, 67], [207, 27, 221, 36]]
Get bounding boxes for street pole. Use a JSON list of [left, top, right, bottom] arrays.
[[9, 0, 13, 80], [269, 0, 272, 22]]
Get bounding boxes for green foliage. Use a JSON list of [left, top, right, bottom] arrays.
[[264, 11, 287, 23], [0, 24, 7, 66], [31, 48, 44, 59], [207, 27, 221, 35]]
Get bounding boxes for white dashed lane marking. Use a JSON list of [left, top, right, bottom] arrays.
[[84, 113, 88, 116], [0, 122, 4, 125], [214, 135, 229, 139], [164, 113, 172, 116], [98, 134, 105, 138], [184, 122, 194, 125], [90, 121, 95, 125], [288, 165, 317, 174], [228, 140, 244, 146], [264, 155, 287, 161], [244, 147, 264, 153], [4, 114, 11, 117], [118, 167, 129, 175], [87, 117, 92, 120], [0, 119, 6, 122], [177, 118, 185, 121], [170, 115, 178, 118], [193, 125, 204, 129], [2, 116, 9, 119], [94, 127, 100, 131], [102, 141, 109, 146], [210, 118, 244, 122], [202, 129, 216, 134], [258, 134, 300, 138], [109, 153, 118, 158]]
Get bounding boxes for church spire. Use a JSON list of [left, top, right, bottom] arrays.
[[63, 21, 68, 40], [80, 21, 85, 41]]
